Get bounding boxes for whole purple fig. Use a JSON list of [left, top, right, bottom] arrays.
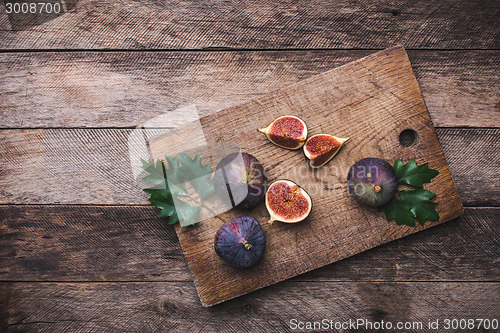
[[214, 216, 266, 268], [347, 157, 399, 207], [213, 152, 267, 209]]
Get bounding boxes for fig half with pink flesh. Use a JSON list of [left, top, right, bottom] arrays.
[[258, 116, 307, 150], [265, 179, 312, 224], [303, 134, 349, 168]]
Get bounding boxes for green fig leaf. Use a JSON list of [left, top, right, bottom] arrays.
[[143, 188, 171, 200], [141, 158, 179, 223], [378, 196, 415, 226], [141, 153, 215, 227], [393, 159, 439, 188], [163, 155, 188, 196], [176, 152, 215, 200], [399, 189, 439, 225], [174, 200, 200, 227], [379, 188, 439, 227], [140, 158, 168, 188]]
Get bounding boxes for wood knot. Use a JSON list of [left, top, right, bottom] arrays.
[[158, 298, 178, 314]]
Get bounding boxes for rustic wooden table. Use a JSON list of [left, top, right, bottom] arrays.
[[1, 0, 499, 331]]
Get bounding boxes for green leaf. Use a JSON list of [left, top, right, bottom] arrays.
[[140, 158, 164, 177], [149, 199, 176, 216], [140, 153, 215, 227], [143, 188, 171, 200], [163, 155, 188, 196], [165, 211, 179, 224], [399, 189, 439, 225], [379, 188, 439, 226], [176, 152, 215, 200], [393, 159, 439, 188], [140, 158, 168, 188], [378, 196, 415, 226], [141, 158, 180, 223], [174, 200, 200, 227], [166, 182, 188, 197]]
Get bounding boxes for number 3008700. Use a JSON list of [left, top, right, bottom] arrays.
[[5, 2, 62, 14]]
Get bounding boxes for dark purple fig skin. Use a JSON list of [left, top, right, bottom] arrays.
[[214, 216, 266, 268], [213, 152, 267, 209], [347, 158, 398, 207]]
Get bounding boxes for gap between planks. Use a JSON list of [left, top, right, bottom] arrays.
[[1, 48, 500, 53]]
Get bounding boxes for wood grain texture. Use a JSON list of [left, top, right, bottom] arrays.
[[150, 46, 463, 305], [439, 128, 500, 206], [0, 205, 188, 282], [0, 128, 147, 205], [0, 206, 498, 282], [0, 50, 498, 128], [0, 0, 496, 326], [1, 281, 499, 332], [0, 128, 497, 206], [0, 0, 499, 50]]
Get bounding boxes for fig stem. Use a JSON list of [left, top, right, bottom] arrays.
[[214, 214, 226, 223], [243, 242, 252, 250], [200, 203, 226, 223]]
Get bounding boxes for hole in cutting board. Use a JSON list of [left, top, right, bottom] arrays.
[[399, 129, 418, 147]]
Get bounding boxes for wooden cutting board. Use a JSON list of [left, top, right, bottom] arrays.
[[149, 46, 463, 306]]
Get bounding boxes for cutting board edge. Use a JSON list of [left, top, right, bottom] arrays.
[[192, 208, 465, 307], [165, 45, 465, 307]]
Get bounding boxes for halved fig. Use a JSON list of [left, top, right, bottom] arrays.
[[303, 134, 349, 168], [258, 116, 307, 150], [265, 179, 312, 224]]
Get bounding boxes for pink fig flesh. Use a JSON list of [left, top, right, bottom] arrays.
[[303, 134, 348, 168], [259, 116, 307, 150], [265, 180, 312, 224]]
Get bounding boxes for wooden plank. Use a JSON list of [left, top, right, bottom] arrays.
[[1, 281, 498, 332], [0, 128, 147, 205], [0, 50, 498, 128], [156, 46, 465, 306], [0, 206, 498, 282], [439, 128, 500, 207], [0, 128, 498, 206], [0, 0, 499, 50], [0, 205, 188, 282]]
